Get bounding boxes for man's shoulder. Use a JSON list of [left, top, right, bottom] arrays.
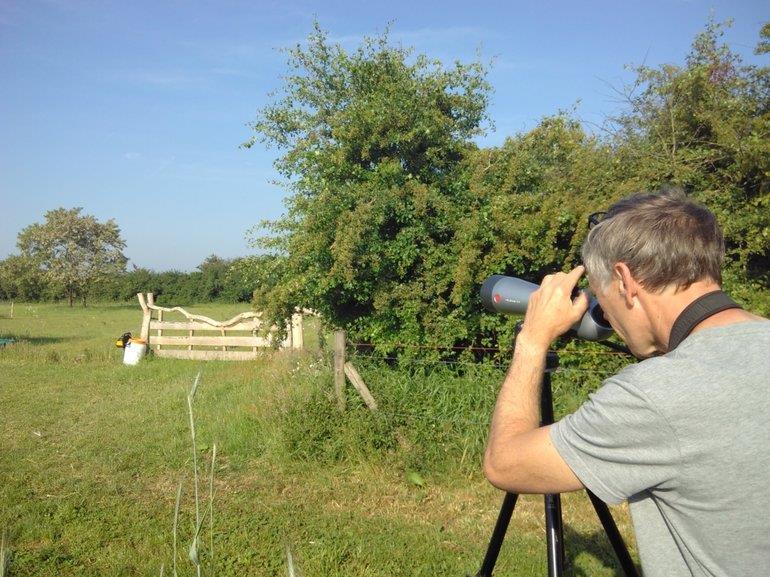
[[675, 319, 770, 350], [605, 320, 770, 415], [617, 320, 770, 382]]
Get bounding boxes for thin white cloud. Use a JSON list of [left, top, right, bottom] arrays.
[[285, 25, 501, 51], [176, 39, 266, 61], [493, 57, 541, 72], [209, 66, 260, 79], [329, 26, 500, 46], [105, 64, 265, 88], [392, 25, 502, 45], [107, 70, 203, 87], [1, 0, 88, 25]]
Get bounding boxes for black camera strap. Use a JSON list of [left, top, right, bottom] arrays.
[[668, 290, 741, 351]]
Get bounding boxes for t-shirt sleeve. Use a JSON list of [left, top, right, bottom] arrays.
[[549, 375, 680, 505]]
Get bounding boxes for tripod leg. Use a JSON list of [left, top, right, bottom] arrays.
[[544, 493, 565, 577], [586, 490, 640, 577], [475, 350, 563, 576], [474, 492, 519, 577]]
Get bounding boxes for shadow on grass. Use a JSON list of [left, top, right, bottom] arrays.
[[564, 524, 639, 577], [0, 335, 77, 345], [89, 302, 141, 309]]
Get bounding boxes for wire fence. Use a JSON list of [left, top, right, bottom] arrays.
[[340, 338, 634, 378], [346, 340, 633, 357]]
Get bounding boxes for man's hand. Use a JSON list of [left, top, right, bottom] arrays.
[[519, 266, 590, 350]]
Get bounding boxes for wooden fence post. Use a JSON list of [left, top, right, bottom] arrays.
[[333, 330, 346, 411], [344, 362, 378, 411], [291, 313, 304, 350], [156, 309, 163, 352], [138, 293, 151, 341]]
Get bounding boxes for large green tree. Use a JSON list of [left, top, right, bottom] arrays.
[[445, 116, 629, 348], [17, 207, 128, 306], [243, 23, 491, 347]]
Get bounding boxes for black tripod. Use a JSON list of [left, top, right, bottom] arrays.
[[475, 350, 640, 577]]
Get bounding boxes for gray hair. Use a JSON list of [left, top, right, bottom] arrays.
[[582, 190, 725, 292]]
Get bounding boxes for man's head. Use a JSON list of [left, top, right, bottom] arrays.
[[582, 190, 725, 356], [582, 190, 725, 293]]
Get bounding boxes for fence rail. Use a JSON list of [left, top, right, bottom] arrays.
[[137, 293, 304, 360]]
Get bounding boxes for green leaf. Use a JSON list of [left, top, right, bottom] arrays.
[[406, 471, 425, 487]]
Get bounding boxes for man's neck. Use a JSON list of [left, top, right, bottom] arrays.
[[639, 280, 735, 352]]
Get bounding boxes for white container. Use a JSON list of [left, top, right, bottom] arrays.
[[123, 339, 147, 365]]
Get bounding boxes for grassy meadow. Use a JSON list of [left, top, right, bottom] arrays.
[[0, 301, 638, 576]]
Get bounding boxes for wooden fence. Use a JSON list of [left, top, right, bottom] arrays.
[[137, 293, 303, 361]]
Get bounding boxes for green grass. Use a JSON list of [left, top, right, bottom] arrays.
[[0, 301, 638, 576]]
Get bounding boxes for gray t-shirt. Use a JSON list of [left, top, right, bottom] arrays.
[[550, 321, 770, 576]]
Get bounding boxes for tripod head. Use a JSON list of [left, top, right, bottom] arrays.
[[480, 275, 614, 342]]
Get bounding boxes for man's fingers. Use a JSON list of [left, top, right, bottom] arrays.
[[542, 266, 584, 289], [523, 268, 589, 345], [572, 289, 590, 316], [566, 265, 585, 285], [538, 266, 585, 300]]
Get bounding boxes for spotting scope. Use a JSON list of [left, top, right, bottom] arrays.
[[480, 275, 613, 341]]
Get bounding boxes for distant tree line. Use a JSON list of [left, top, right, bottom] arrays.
[[87, 255, 257, 305], [0, 252, 256, 305], [242, 20, 769, 353], [0, 208, 256, 305]]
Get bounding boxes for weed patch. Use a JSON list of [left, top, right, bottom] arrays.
[[281, 360, 504, 475]]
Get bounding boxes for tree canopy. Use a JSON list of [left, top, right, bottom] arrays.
[[16, 207, 128, 306], [243, 23, 492, 348]]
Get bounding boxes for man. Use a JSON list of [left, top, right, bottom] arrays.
[[483, 191, 769, 576]]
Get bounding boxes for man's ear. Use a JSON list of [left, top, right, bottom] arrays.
[[613, 263, 637, 308]]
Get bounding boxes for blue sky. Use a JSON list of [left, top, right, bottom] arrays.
[[1, 0, 767, 271]]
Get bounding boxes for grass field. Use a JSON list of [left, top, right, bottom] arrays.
[[0, 301, 638, 576]]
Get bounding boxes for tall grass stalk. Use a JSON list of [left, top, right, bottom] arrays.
[[188, 505, 210, 569], [187, 372, 202, 577], [0, 528, 9, 577], [286, 544, 297, 577], [166, 371, 217, 575], [173, 483, 182, 577], [208, 443, 217, 577]]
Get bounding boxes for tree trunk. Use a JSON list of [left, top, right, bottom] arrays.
[[68, 291, 74, 307]]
